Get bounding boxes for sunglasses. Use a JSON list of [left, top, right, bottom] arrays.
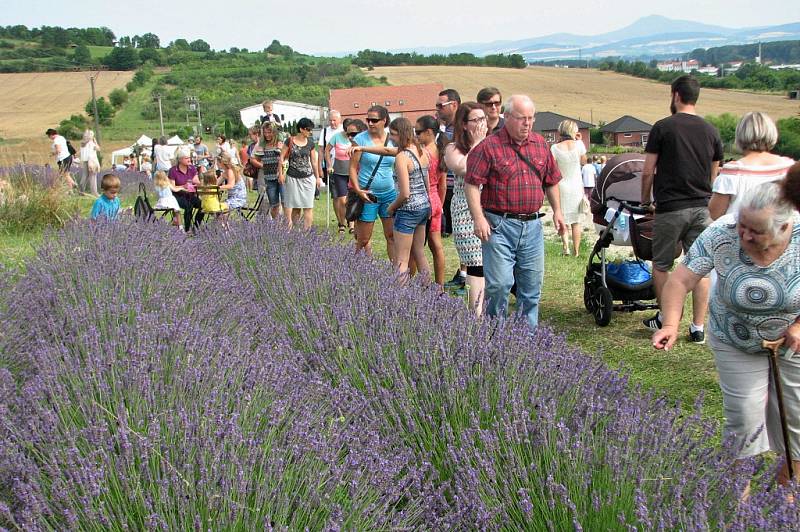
[[414, 128, 429, 135], [347, 132, 358, 138], [481, 100, 502, 107], [365, 117, 382, 124], [435, 101, 456, 110]]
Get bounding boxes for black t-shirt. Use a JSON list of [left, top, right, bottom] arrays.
[[645, 113, 723, 213], [259, 113, 281, 125]]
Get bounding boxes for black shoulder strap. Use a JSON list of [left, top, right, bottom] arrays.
[[510, 143, 546, 189]]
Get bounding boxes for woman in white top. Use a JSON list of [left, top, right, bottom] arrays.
[[709, 112, 795, 221], [550, 120, 586, 256], [79, 129, 101, 196]]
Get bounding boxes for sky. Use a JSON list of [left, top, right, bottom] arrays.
[[2, 0, 799, 55]]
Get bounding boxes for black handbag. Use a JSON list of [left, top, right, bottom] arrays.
[[344, 135, 389, 223]]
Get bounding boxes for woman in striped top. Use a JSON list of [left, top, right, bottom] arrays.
[[709, 112, 795, 220]]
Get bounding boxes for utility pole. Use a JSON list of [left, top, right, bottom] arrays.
[[154, 93, 165, 137], [89, 73, 102, 142], [187, 96, 202, 134]]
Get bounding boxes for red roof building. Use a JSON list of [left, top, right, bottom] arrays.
[[329, 83, 443, 123]]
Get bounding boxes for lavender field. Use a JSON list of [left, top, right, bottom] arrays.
[[0, 218, 797, 529]]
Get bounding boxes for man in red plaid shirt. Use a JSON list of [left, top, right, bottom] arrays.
[[465, 94, 565, 330]]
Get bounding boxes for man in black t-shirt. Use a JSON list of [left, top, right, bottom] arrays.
[[640, 75, 723, 344]]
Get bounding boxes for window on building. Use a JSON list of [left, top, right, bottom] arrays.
[[399, 99, 404, 106], [641, 134, 648, 143], [623, 133, 632, 138], [385, 100, 391, 106], [353, 103, 359, 108]]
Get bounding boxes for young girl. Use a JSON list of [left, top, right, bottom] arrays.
[[217, 152, 248, 210], [386, 117, 431, 276], [153, 170, 183, 227], [199, 171, 228, 213], [90, 173, 121, 221]]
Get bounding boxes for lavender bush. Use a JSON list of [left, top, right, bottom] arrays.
[[0, 217, 798, 529]]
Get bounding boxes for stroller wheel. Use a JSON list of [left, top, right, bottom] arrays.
[[583, 282, 596, 313], [593, 286, 614, 327]]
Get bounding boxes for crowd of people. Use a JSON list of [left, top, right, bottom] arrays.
[[48, 73, 800, 496]]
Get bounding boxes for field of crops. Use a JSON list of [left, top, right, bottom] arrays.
[[367, 65, 800, 125]]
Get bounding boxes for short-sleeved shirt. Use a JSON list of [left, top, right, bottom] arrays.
[[90, 195, 120, 220], [328, 131, 353, 175], [712, 157, 795, 216], [254, 144, 282, 181], [683, 221, 800, 354], [168, 164, 198, 188], [465, 127, 562, 214], [52, 135, 70, 162], [354, 131, 396, 194], [645, 113, 723, 213]]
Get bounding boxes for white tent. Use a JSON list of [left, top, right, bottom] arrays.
[[110, 146, 134, 166], [167, 135, 184, 145], [135, 134, 153, 146]]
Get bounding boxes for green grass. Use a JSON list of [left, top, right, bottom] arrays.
[[101, 73, 190, 142], [0, 190, 722, 419], [85, 45, 113, 60]]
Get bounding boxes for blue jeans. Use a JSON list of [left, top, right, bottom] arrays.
[[264, 179, 283, 208], [482, 211, 545, 331]]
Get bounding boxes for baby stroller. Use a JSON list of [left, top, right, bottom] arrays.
[[583, 154, 659, 326]]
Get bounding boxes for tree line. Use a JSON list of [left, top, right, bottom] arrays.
[[352, 49, 527, 69]]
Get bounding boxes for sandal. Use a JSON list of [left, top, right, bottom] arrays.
[[348, 227, 355, 234], [338, 224, 346, 234]]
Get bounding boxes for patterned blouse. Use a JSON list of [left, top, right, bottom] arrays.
[[683, 221, 800, 354]]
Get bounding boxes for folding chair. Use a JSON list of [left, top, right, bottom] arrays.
[[237, 193, 264, 221], [134, 182, 174, 222], [196, 185, 229, 222]]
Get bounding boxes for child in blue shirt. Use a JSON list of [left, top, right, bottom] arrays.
[[90, 173, 121, 220]]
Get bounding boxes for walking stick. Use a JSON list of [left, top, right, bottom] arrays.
[[763, 338, 794, 481]]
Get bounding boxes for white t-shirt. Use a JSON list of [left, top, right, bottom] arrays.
[[153, 145, 172, 171], [52, 135, 70, 162], [320, 125, 343, 169], [581, 162, 597, 188], [80, 140, 100, 165]]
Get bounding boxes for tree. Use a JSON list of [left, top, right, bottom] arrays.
[[170, 38, 190, 51], [85, 97, 115, 126], [109, 88, 128, 108], [705, 113, 739, 147], [139, 47, 162, 65], [189, 39, 210, 52], [118, 36, 132, 48], [72, 45, 91, 65], [103, 46, 140, 70], [58, 114, 88, 140], [137, 32, 160, 49]]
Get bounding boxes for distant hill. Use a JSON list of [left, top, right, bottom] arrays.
[[383, 15, 800, 62]]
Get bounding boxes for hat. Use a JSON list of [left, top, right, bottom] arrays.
[[188, 136, 195, 142]]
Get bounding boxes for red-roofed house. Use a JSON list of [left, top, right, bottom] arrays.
[[329, 83, 443, 123]]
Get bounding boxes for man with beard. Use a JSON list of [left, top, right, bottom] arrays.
[[640, 75, 723, 344]]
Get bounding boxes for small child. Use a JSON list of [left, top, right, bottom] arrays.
[[90, 173, 121, 220], [199, 171, 228, 213], [153, 170, 182, 227]]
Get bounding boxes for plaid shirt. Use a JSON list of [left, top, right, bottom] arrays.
[[465, 128, 561, 214]]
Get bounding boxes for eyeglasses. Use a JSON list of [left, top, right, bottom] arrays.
[[414, 128, 428, 135], [435, 101, 456, 110], [481, 99, 502, 108], [508, 113, 535, 123], [467, 116, 487, 124], [365, 117, 382, 124], [347, 132, 358, 138]]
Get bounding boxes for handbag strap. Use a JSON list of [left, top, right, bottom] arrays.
[[510, 144, 545, 190], [363, 133, 390, 190]]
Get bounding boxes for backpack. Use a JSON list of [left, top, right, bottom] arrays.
[[66, 140, 77, 156]]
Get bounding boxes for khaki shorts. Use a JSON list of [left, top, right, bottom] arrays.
[[651, 207, 709, 271]]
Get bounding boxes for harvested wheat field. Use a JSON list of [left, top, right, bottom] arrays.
[[368, 66, 799, 125], [0, 71, 134, 165]]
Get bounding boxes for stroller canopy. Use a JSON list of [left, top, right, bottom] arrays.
[[590, 153, 647, 223]]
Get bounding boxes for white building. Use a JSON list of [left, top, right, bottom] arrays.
[[656, 59, 700, 73]]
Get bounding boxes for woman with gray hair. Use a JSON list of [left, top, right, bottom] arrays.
[[709, 111, 795, 220], [550, 119, 586, 256], [653, 180, 800, 489]]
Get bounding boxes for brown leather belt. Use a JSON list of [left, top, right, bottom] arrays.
[[484, 208, 545, 221]]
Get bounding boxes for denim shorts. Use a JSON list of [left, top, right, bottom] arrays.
[[394, 207, 430, 234], [331, 173, 350, 199], [360, 188, 397, 222], [264, 179, 283, 208]]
